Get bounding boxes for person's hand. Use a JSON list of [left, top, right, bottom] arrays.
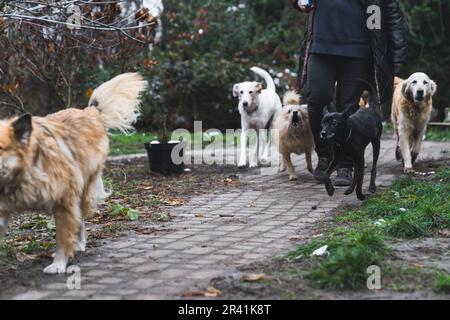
[[299, 5, 313, 12], [296, 1, 314, 12]]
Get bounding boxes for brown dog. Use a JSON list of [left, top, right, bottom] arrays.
[[391, 73, 437, 173], [0, 73, 147, 274], [274, 91, 314, 181]]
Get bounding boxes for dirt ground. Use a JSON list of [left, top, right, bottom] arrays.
[[1, 155, 449, 300], [211, 159, 450, 300], [0, 158, 243, 296]]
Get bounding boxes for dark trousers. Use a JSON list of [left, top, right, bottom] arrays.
[[306, 53, 373, 168]]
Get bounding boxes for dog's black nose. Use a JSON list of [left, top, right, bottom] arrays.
[[320, 131, 327, 139], [243, 102, 249, 107], [417, 90, 424, 96]]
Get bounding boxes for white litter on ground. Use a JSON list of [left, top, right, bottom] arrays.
[[311, 245, 330, 257]]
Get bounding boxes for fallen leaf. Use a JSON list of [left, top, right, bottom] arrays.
[[181, 286, 221, 297], [181, 290, 202, 298], [204, 286, 221, 297], [195, 214, 204, 218], [86, 88, 94, 98], [242, 273, 267, 282], [163, 198, 185, 206], [438, 229, 450, 237], [47, 42, 55, 54]]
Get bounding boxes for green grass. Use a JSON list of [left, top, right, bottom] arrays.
[[382, 122, 394, 135], [383, 123, 450, 142], [288, 228, 388, 290], [109, 132, 157, 156], [289, 166, 450, 290], [0, 242, 16, 265], [108, 130, 266, 156], [435, 273, 450, 292], [338, 170, 450, 238], [22, 238, 40, 254], [426, 127, 450, 142]]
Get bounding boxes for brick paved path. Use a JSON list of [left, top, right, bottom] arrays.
[[4, 139, 450, 300]]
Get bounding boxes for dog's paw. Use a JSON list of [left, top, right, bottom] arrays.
[[369, 184, 377, 194], [43, 262, 67, 275], [238, 162, 247, 169], [344, 188, 354, 196], [325, 182, 335, 197], [404, 167, 415, 174], [249, 162, 259, 169], [289, 175, 298, 181], [75, 241, 86, 253], [260, 158, 270, 166], [357, 193, 367, 201]]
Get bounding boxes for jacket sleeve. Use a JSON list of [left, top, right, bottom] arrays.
[[384, 0, 407, 65]]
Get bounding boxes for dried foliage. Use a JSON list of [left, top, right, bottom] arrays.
[[0, 0, 157, 116]]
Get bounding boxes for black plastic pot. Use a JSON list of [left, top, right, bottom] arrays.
[[144, 141, 185, 175]]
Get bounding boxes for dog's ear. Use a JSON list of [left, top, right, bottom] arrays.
[[402, 80, 415, 102], [12, 113, 33, 144], [253, 82, 262, 94], [430, 80, 437, 96], [401, 80, 410, 97], [322, 105, 330, 116], [233, 84, 240, 97]]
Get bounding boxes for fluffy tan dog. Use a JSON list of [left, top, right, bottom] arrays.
[[0, 73, 147, 274], [391, 73, 437, 173], [274, 91, 314, 181]]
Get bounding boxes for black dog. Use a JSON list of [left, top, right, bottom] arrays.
[[320, 105, 383, 200]]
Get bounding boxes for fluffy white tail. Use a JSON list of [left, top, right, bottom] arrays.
[[88, 73, 148, 133], [250, 66, 276, 92], [283, 90, 301, 106]]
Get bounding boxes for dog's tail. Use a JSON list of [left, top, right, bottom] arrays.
[[250, 66, 276, 92], [88, 73, 148, 133], [283, 90, 301, 106]]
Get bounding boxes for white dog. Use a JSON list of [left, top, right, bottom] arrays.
[[233, 67, 282, 168], [391, 72, 437, 173]]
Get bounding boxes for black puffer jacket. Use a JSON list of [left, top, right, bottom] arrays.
[[293, 0, 407, 104]]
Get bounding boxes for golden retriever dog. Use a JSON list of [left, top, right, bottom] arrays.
[[274, 91, 314, 181], [0, 73, 147, 274], [391, 73, 437, 173]]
